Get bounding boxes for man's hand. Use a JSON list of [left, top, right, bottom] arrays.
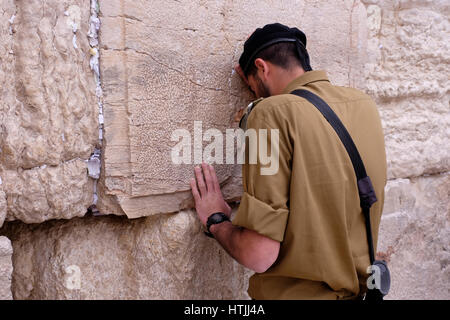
[[190, 163, 280, 273], [190, 163, 232, 226]]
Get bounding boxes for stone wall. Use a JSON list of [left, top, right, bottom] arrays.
[[362, 0, 449, 300], [0, 236, 13, 300], [0, 0, 97, 225], [378, 173, 449, 299], [363, 0, 449, 179], [98, 0, 367, 218], [1, 209, 251, 299], [0, 0, 448, 300]]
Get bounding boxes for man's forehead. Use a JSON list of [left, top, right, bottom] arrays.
[[247, 73, 256, 84], [246, 75, 257, 94]]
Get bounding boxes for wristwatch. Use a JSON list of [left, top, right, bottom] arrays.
[[204, 212, 230, 238]]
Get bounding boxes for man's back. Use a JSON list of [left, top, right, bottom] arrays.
[[232, 70, 387, 299]]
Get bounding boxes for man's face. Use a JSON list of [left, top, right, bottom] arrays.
[[247, 72, 271, 99]]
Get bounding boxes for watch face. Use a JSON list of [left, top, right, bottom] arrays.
[[210, 213, 225, 224], [206, 213, 229, 236], [207, 213, 228, 228]]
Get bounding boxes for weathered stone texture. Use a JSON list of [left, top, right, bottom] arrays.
[[1, 209, 252, 300], [3, 159, 93, 224], [0, 0, 98, 223], [377, 172, 450, 299], [0, 191, 6, 228], [362, 0, 450, 179], [0, 236, 13, 300], [0, 0, 448, 301], [362, 0, 450, 299], [98, 0, 368, 218]]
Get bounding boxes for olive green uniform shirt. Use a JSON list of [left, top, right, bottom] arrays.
[[232, 70, 387, 300]]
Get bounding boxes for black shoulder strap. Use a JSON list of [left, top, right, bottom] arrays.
[[290, 89, 378, 265]]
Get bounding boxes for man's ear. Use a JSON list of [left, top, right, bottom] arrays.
[[254, 58, 269, 80]]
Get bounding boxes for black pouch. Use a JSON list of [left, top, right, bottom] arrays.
[[365, 260, 391, 301]]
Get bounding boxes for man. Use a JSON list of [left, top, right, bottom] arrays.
[[190, 23, 387, 299]]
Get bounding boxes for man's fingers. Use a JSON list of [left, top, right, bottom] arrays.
[[194, 166, 207, 197], [190, 178, 201, 203], [202, 162, 214, 192], [209, 164, 221, 192]]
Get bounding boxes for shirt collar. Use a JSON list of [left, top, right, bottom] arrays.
[[281, 70, 330, 94]]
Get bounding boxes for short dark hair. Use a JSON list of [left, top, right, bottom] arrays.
[[247, 42, 312, 77]]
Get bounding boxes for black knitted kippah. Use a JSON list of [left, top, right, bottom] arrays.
[[239, 23, 310, 76]]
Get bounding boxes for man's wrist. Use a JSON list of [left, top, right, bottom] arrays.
[[209, 219, 231, 235], [204, 212, 230, 239]]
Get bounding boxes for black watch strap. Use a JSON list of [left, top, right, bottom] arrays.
[[204, 212, 230, 238]]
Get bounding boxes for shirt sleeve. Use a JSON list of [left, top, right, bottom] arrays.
[[232, 108, 292, 242]]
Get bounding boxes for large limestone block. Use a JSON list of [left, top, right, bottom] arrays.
[[0, 236, 13, 300], [0, 0, 98, 223], [3, 159, 94, 224], [1, 209, 252, 299], [362, 0, 450, 179], [377, 172, 450, 299], [98, 0, 368, 218]]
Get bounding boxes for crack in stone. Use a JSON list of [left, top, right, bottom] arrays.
[[15, 157, 88, 172], [388, 170, 450, 182], [88, 0, 104, 211], [108, 14, 143, 23], [103, 47, 240, 98]]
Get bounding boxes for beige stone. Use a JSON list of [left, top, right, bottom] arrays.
[[362, 0, 450, 299], [1, 209, 252, 300], [0, 191, 6, 228], [0, 0, 98, 223], [98, 0, 368, 218], [3, 159, 93, 224], [0, 236, 13, 300], [362, 0, 450, 179], [377, 172, 450, 299]]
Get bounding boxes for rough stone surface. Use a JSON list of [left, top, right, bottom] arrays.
[[1, 209, 252, 300], [0, 0, 448, 301], [98, 0, 368, 218], [0, 236, 13, 300], [0, 191, 6, 228], [362, 0, 450, 179], [377, 173, 450, 300], [363, 0, 450, 299], [0, 0, 98, 223], [3, 159, 93, 224]]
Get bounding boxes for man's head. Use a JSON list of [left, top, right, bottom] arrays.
[[238, 23, 312, 98]]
